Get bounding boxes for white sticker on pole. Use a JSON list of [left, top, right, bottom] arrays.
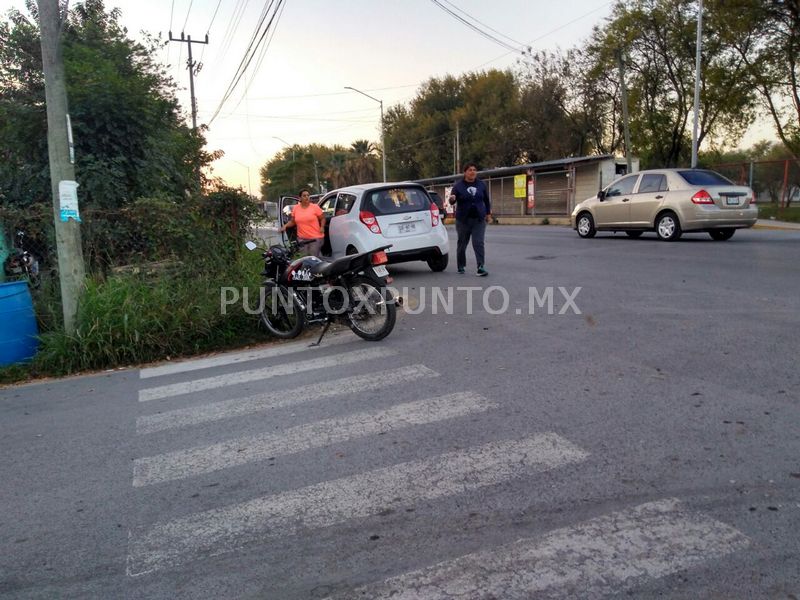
[[58, 180, 81, 222]]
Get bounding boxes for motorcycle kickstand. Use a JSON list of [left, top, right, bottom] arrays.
[[309, 319, 332, 347]]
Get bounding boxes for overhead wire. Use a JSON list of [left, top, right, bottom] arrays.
[[437, 0, 526, 49], [476, 1, 612, 68], [217, 0, 249, 67], [428, 0, 520, 53], [208, 0, 286, 125], [181, 0, 194, 33]]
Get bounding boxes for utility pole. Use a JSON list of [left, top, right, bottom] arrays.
[[169, 31, 208, 130], [455, 121, 461, 173], [37, 0, 86, 334], [616, 49, 633, 173], [691, 0, 704, 168]]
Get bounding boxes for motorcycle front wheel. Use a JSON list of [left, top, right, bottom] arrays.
[[260, 282, 305, 339], [346, 276, 396, 341]]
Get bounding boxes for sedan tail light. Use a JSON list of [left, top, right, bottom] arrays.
[[430, 204, 440, 226], [359, 211, 382, 234], [691, 189, 714, 204]]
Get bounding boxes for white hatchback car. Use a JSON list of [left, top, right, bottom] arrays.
[[282, 183, 450, 271]]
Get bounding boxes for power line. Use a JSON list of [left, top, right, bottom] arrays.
[[208, 0, 286, 125], [429, 0, 520, 53], [477, 1, 612, 68], [438, 0, 526, 48], [207, 0, 223, 34], [181, 0, 194, 32]]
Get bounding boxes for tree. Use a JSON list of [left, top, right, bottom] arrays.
[[0, 0, 210, 214], [707, 0, 800, 161], [585, 0, 757, 168], [346, 139, 379, 184], [516, 49, 602, 161]]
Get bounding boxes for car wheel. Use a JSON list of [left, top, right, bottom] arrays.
[[576, 213, 596, 238], [427, 253, 448, 272], [709, 228, 735, 241], [625, 231, 643, 238], [655, 212, 682, 241]]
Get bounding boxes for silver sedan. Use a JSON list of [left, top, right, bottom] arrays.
[[571, 169, 757, 241]]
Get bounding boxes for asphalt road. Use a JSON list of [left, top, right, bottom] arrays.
[[1, 225, 799, 599]]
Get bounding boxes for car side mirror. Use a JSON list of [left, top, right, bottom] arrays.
[[597, 190, 606, 201]]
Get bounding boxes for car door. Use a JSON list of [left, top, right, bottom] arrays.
[[317, 193, 338, 258], [595, 174, 638, 227], [629, 173, 668, 226], [277, 195, 298, 244], [327, 192, 357, 258]]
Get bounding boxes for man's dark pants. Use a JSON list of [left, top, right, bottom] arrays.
[[455, 216, 486, 270]]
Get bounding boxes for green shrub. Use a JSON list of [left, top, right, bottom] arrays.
[[28, 251, 265, 376]]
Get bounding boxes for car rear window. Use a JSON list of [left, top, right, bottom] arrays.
[[364, 187, 431, 216], [677, 170, 733, 186]]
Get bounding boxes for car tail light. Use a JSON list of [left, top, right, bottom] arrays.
[[691, 189, 714, 204], [359, 211, 382, 234], [751, 191, 756, 205], [371, 250, 388, 265], [430, 204, 440, 226]]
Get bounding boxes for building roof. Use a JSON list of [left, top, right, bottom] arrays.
[[414, 154, 616, 186]]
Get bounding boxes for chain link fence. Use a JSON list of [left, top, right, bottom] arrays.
[[710, 159, 800, 206]]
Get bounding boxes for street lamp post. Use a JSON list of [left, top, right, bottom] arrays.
[[230, 159, 251, 197], [273, 136, 296, 188], [344, 86, 387, 182]]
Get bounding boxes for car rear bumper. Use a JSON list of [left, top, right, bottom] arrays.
[[680, 206, 758, 230], [380, 227, 449, 259], [385, 246, 447, 264]]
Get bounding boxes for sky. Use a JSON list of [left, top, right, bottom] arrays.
[[0, 0, 772, 193], [1, 0, 619, 192]]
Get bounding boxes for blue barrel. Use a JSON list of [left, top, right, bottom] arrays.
[[0, 281, 39, 366]]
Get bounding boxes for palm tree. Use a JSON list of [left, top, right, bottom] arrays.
[[324, 153, 349, 189], [347, 139, 379, 184]]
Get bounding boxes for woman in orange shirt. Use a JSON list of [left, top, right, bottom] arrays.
[[279, 189, 325, 257]]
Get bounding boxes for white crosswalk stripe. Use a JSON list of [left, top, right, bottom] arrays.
[[132, 392, 498, 487], [136, 364, 439, 434], [129, 345, 750, 594], [139, 334, 356, 379], [326, 498, 749, 600], [126, 434, 589, 576], [138, 346, 395, 402]]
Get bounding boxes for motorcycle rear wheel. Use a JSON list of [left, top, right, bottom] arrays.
[[260, 282, 305, 339], [346, 276, 396, 341]]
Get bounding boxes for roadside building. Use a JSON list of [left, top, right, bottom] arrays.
[[416, 155, 638, 219]]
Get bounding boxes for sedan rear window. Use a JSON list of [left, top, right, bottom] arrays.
[[364, 187, 431, 216], [677, 170, 733, 186]]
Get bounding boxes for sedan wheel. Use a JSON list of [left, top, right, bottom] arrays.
[[577, 213, 596, 238], [709, 228, 735, 241], [656, 212, 682, 241]]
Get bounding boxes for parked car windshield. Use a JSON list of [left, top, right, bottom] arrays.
[[677, 170, 733, 186], [364, 187, 431, 215]]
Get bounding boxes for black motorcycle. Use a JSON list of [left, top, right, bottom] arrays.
[[245, 239, 397, 345]]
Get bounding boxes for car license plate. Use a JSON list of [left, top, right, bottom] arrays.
[[373, 265, 389, 277], [725, 198, 739, 205], [398, 223, 416, 234]]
